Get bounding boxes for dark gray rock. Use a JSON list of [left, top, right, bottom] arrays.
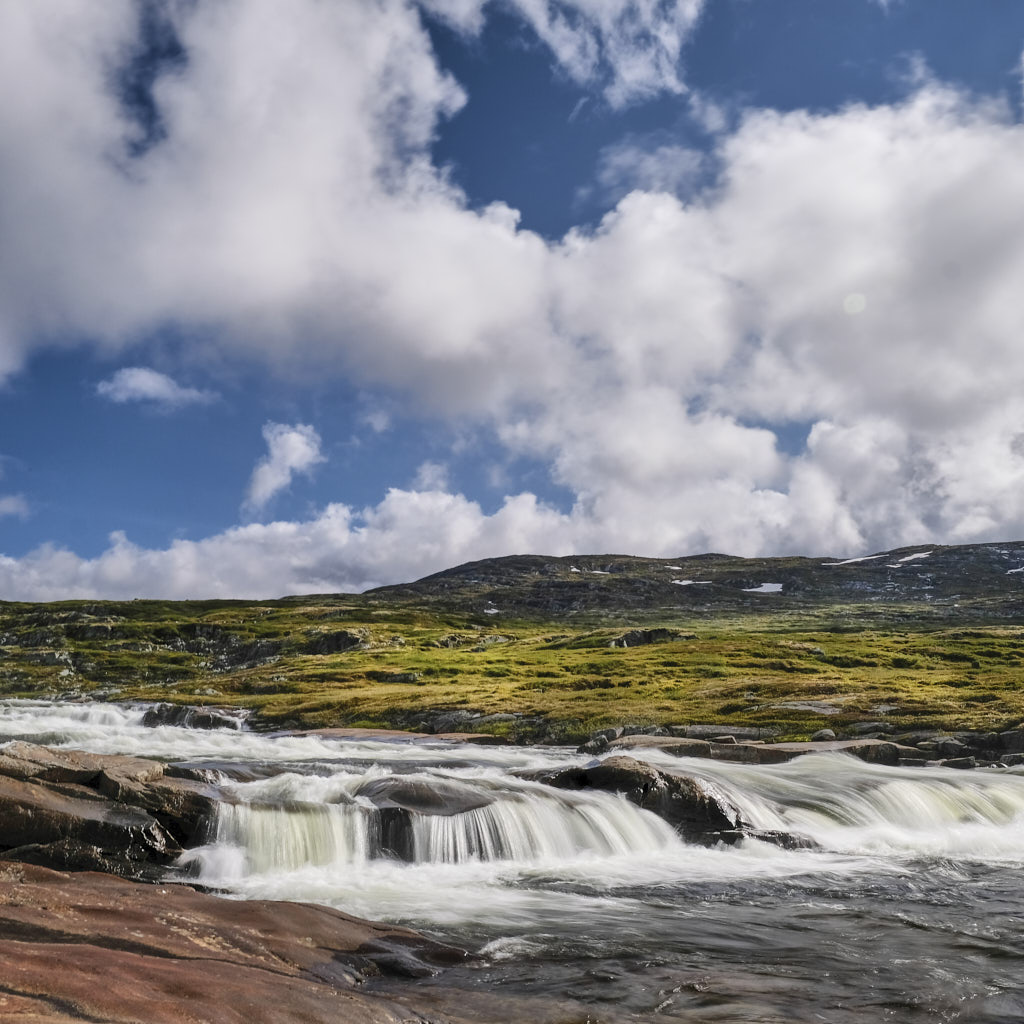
[[536, 756, 743, 844], [849, 721, 894, 735], [609, 628, 694, 648], [0, 742, 220, 878], [366, 671, 421, 685], [141, 703, 249, 730], [671, 724, 780, 740], [938, 757, 976, 770], [999, 729, 1024, 753], [355, 777, 493, 817], [811, 729, 837, 741], [303, 628, 368, 654]]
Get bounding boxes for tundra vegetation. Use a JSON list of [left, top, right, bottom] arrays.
[[4, 544, 1024, 743]]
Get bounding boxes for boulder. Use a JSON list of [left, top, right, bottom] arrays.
[[356, 776, 493, 817], [141, 702, 249, 730], [609, 628, 693, 648], [537, 756, 744, 844], [810, 729, 837, 742]]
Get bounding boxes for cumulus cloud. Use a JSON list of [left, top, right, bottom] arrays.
[[244, 423, 325, 515], [96, 367, 216, 408], [2, 4, 1024, 596], [0, 491, 573, 600]]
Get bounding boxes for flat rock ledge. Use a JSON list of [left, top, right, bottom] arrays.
[[0, 862, 484, 1024], [604, 734, 921, 766]]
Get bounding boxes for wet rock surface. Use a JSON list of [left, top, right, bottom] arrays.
[[0, 862, 491, 1024], [535, 755, 744, 844], [141, 701, 250, 730], [0, 742, 218, 879]]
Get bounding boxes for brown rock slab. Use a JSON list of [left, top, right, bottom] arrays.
[[0, 863, 480, 1024]]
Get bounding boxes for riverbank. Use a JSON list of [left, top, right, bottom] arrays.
[[4, 699, 1024, 1022]]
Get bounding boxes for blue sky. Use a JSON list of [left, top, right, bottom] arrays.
[[3, 0, 1024, 598]]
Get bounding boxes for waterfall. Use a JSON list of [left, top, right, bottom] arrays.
[[181, 770, 684, 881], [662, 752, 1024, 861]]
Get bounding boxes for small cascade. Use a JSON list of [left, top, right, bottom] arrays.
[[412, 795, 676, 863], [183, 771, 684, 880], [672, 753, 1024, 860], [0, 698, 150, 747]]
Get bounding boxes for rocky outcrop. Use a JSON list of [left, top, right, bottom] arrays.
[[304, 627, 368, 654], [609, 627, 695, 648], [0, 862, 489, 1024], [535, 755, 814, 849], [535, 756, 742, 844], [0, 742, 219, 879], [141, 701, 250, 730]]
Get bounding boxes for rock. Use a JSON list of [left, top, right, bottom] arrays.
[[356, 777, 493, 817], [609, 628, 693, 648], [939, 757, 977, 770], [304, 628, 368, 654], [537, 755, 744, 845], [849, 721, 893, 735], [0, 774, 173, 874], [953, 731, 1000, 750], [0, 862, 487, 1024], [999, 729, 1024, 753], [609, 735, 713, 758], [894, 730, 944, 746], [670, 724, 780, 740], [366, 671, 421, 685], [141, 703, 249, 730], [577, 734, 610, 754], [711, 735, 738, 744], [810, 729, 837, 741], [0, 743, 219, 878]]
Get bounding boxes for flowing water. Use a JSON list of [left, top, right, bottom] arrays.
[[4, 699, 1024, 1022]]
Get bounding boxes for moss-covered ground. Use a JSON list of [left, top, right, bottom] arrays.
[[3, 594, 1024, 742]]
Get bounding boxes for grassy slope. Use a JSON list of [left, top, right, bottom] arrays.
[[3, 591, 1024, 742]]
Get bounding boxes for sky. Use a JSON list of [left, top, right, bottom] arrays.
[[4, 0, 1024, 600]]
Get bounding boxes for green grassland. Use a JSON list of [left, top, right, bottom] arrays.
[[4, 590, 1024, 742]]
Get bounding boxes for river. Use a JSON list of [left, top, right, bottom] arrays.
[[3, 699, 1024, 1022]]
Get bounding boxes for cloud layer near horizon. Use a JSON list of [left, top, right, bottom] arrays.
[[3, 1, 1024, 598]]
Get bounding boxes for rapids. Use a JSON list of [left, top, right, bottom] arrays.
[[3, 698, 1024, 1022]]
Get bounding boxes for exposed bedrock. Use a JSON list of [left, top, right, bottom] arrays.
[[0, 742, 219, 879], [0, 862, 492, 1024]]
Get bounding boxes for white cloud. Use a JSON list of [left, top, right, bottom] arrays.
[[244, 422, 326, 514], [412, 460, 450, 491], [586, 140, 706, 204], [419, 0, 706, 107], [2, 6, 1024, 596], [0, 494, 29, 520], [96, 367, 216, 408], [0, 492, 573, 600]]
